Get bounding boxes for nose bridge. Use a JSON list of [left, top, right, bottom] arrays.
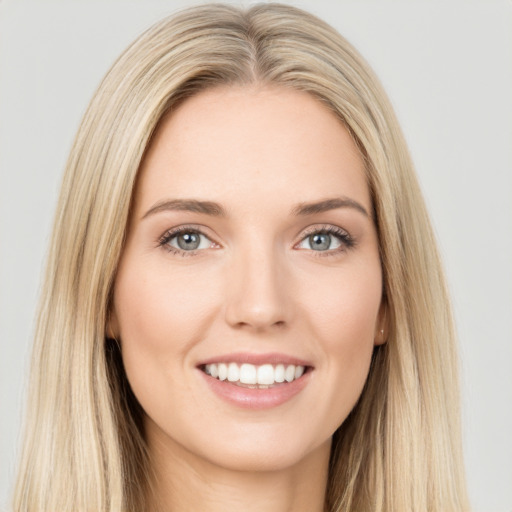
[[224, 234, 292, 331]]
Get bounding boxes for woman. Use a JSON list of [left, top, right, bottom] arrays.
[[13, 3, 469, 511]]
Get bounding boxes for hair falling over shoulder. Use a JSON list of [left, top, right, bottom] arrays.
[[13, 3, 469, 511]]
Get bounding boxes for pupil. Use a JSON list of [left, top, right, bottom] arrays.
[[311, 233, 330, 251], [178, 232, 200, 250]]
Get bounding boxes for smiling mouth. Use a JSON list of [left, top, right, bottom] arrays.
[[200, 362, 310, 388]]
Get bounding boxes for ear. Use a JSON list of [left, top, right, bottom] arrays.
[[374, 301, 389, 346], [106, 308, 120, 341]]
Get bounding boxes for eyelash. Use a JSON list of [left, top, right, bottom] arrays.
[[157, 224, 356, 258]]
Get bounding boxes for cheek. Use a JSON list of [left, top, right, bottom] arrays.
[[114, 259, 217, 352], [112, 259, 221, 403], [306, 261, 382, 347], [302, 263, 381, 422]]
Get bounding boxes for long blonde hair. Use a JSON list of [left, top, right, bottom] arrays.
[[13, 3, 469, 511]]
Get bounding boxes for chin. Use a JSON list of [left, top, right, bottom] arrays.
[[190, 427, 333, 474]]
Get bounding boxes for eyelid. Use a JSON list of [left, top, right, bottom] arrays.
[[298, 224, 350, 239]]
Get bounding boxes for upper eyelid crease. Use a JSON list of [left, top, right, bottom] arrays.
[[142, 196, 370, 221]]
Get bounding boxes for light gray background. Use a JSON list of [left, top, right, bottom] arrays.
[[1, 1, 511, 511]]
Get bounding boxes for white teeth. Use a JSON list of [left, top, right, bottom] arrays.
[[257, 364, 274, 385], [239, 363, 257, 384], [203, 362, 306, 386], [227, 362, 239, 382], [285, 365, 295, 383], [274, 364, 285, 383], [209, 364, 219, 378], [218, 363, 228, 381]]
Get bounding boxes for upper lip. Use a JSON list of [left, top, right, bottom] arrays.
[[197, 352, 313, 368]]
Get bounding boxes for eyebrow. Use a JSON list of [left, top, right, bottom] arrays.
[[291, 197, 369, 218], [142, 196, 370, 220], [142, 199, 225, 219]]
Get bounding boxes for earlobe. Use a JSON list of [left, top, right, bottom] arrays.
[[374, 303, 389, 346], [374, 327, 387, 346], [106, 309, 120, 340]]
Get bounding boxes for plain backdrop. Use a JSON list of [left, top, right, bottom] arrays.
[[1, 1, 511, 511]]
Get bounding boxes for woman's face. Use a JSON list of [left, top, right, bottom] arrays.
[[111, 85, 385, 473]]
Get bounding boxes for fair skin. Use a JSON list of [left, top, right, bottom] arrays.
[[111, 85, 386, 512]]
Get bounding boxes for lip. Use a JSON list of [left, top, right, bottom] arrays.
[[196, 352, 313, 410]]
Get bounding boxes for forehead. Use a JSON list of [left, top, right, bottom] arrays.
[[134, 85, 370, 217]]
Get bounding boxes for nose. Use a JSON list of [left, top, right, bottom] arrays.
[[224, 243, 293, 332]]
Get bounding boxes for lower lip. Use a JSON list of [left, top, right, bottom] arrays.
[[198, 370, 311, 410]]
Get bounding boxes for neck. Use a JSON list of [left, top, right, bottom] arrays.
[[145, 422, 330, 512]]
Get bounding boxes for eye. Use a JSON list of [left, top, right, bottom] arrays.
[[158, 226, 215, 256], [158, 224, 355, 258], [296, 225, 355, 256]]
